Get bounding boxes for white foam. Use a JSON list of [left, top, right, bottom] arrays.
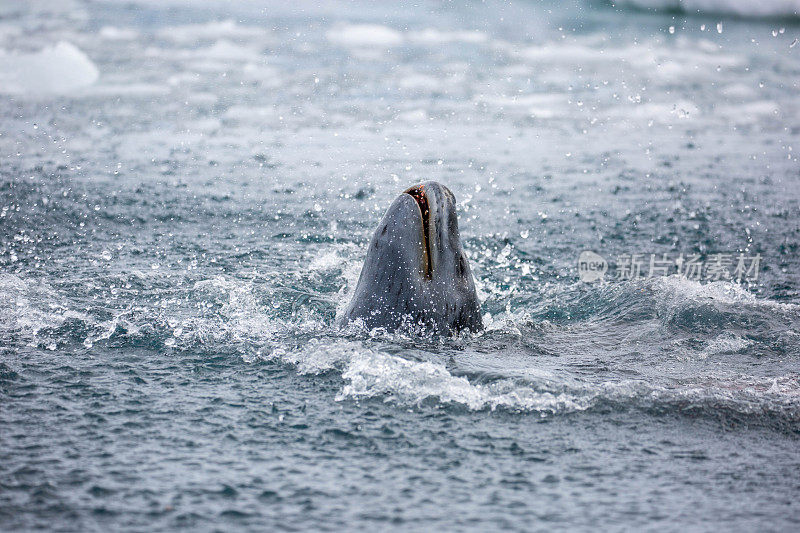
[[267, 340, 355, 374], [334, 256, 364, 322], [331, 344, 590, 412], [308, 249, 347, 272], [261, 334, 800, 415], [653, 276, 799, 312], [181, 276, 302, 350], [0, 273, 90, 348], [326, 24, 403, 47], [701, 332, 755, 358], [0, 41, 99, 95]]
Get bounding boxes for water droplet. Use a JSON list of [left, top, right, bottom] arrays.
[[716, 22, 723, 33], [668, 26, 675, 34], [520, 229, 529, 239]]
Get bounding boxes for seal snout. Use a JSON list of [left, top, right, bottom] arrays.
[[404, 184, 433, 279], [341, 180, 482, 334]]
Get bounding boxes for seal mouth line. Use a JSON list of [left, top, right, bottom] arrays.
[[404, 185, 433, 279]]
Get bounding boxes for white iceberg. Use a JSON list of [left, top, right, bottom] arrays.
[[157, 19, 267, 43], [325, 24, 403, 47], [0, 41, 99, 95]]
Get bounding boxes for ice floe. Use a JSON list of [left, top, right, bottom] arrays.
[[0, 41, 99, 95]]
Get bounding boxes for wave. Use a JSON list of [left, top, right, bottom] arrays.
[[3, 264, 798, 429], [261, 338, 800, 431], [611, 0, 800, 18]]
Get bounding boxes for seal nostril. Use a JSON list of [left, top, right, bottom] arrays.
[[404, 185, 433, 279]]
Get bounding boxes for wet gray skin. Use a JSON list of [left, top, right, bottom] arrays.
[[341, 181, 483, 334]]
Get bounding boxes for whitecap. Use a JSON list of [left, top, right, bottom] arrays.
[[653, 276, 799, 312], [700, 332, 755, 358]]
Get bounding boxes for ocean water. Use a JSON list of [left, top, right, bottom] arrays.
[[1, 0, 799, 530]]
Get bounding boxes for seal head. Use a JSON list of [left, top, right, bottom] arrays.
[[341, 181, 482, 334]]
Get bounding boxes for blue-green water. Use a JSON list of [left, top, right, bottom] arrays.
[[1, 0, 799, 530]]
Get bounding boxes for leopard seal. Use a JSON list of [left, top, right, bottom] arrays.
[[340, 181, 482, 334]]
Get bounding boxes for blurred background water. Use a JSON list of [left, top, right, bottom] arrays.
[[1, 0, 799, 530]]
